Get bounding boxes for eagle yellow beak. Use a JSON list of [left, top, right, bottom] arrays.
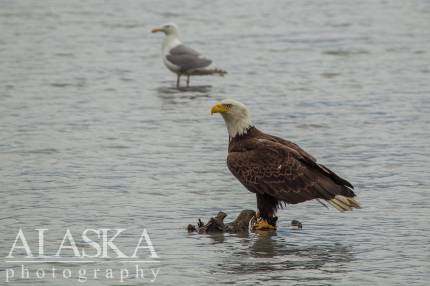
[[151, 27, 163, 33], [211, 103, 228, 115]]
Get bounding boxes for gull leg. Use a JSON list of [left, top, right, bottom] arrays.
[[176, 74, 181, 88], [186, 75, 190, 87]]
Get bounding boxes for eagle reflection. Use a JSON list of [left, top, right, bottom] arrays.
[[216, 233, 354, 279]]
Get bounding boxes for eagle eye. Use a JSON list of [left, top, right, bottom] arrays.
[[224, 104, 233, 108]]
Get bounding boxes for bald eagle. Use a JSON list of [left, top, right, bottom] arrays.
[[211, 99, 360, 230]]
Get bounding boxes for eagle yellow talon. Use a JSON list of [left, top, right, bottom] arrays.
[[251, 211, 277, 231], [254, 218, 276, 231]]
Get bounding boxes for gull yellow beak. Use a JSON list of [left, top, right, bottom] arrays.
[[151, 27, 163, 33], [211, 103, 228, 115]]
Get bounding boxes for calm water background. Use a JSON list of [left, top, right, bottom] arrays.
[[1, 0, 429, 285]]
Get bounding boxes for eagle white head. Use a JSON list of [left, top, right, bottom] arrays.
[[151, 23, 179, 36], [211, 99, 253, 138]]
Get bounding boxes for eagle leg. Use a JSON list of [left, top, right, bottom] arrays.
[[253, 194, 278, 230], [186, 75, 190, 87]]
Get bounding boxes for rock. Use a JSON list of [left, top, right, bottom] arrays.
[[187, 224, 197, 232], [187, 210, 255, 234], [187, 210, 304, 233], [291, 219, 303, 229], [225, 210, 256, 232]]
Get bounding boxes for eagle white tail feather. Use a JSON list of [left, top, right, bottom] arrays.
[[346, 197, 361, 208], [326, 195, 361, 212], [327, 199, 349, 212]]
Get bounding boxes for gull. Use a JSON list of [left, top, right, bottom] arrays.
[[152, 23, 226, 88]]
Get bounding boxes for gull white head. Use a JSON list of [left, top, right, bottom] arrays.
[[211, 99, 253, 138], [151, 23, 179, 36]]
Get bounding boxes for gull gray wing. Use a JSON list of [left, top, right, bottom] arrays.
[[166, 44, 212, 72], [169, 44, 201, 56]]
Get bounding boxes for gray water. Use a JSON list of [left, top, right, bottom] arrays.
[[1, 0, 429, 285]]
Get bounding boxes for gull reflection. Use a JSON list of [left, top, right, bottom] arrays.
[[156, 85, 211, 107], [156, 85, 212, 95]]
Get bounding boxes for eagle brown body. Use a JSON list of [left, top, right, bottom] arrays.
[[212, 99, 360, 228], [227, 126, 358, 219]]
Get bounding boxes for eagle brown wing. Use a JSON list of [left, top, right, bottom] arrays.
[[264, 134, 354, 189], [265, 134, 317, 162], [227, 138, 356, 213]]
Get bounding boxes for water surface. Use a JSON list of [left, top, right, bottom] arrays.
[[0, 0, 429, 285]]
